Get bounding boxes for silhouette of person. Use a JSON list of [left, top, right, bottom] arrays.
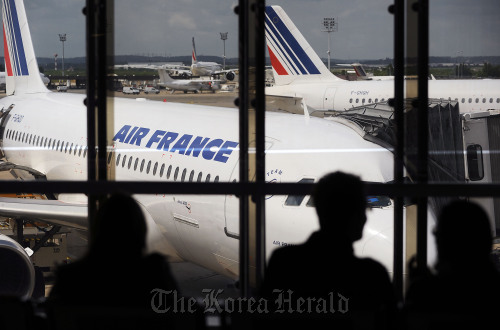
[[260, 171, 396, 328], [48, 193, 179, 310], [404, 200, 500, 325]]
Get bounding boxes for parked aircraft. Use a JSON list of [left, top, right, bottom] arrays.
[[265, 5, 500, 115], [0, 0, 436, 298], [191, 37, 236, 82], [157, 68, 220, 94]]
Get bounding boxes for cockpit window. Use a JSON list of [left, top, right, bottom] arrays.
[[284, 178, 315, 206], [366, 196, 392, 208]]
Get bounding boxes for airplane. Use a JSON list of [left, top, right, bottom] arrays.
[[190, 37, 237, 82], [157, 68, 220, 94], [0, 0, 436, 298], [264, 5, 500, 115]]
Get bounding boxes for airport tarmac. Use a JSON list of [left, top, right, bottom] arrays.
[[0, 88, 242, 301]]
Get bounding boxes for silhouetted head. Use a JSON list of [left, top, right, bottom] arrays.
[[313, 171, 367, 242], [91, 193, 147, 258], [435, 200, 492, 266]]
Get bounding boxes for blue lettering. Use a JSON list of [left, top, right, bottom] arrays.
[[170, 134, 193, 155], [214, 141, 239, 163], [113, 125, 131, 142], [202, 139, 223, 161], [157, 132, 179, 151], [129, 127, 150, 146], [146, 130, 166, 148], [185, 136, 210, 157], [124, 126, 139, 144]]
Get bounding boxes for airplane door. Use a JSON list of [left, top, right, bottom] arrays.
[[0, 105, 14, 158], [323, 87, 337, 110], [224, 140, 274, 238]]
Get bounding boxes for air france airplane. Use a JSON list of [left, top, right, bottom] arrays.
[[191, 37, 236, 81], [265, 5, 500, 114], [0, 0, 435, 298]]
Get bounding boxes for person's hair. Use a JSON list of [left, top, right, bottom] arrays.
[[312, 171, 366, 234], [91, 193, 147, 256], [435, 200, 492, 264]]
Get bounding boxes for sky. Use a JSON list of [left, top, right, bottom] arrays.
[[4, 0, 500, 61]]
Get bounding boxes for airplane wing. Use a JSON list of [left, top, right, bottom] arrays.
[[0, 197, 88, 229]]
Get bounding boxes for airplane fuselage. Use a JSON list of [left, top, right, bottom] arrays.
[[266, 76, 500, 113], [0, 92, 402, 279]]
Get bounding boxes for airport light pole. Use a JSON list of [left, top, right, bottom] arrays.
[[220, 32, 228, 70], [58, 34, 66, 76], [322, 17, 337, 71]]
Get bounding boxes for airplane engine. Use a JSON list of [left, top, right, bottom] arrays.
[[225, 71, 235, 81], [0, 234, 35, 299]]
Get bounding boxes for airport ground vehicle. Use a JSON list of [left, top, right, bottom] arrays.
[[56, 85, 67, 92], [122, 86, 140, 95], [144, 86, 160, 94]]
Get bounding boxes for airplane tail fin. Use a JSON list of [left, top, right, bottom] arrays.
[[158, 69, 174, 83], [265, 5, 341, 86], [192, 37, 197, 65], [2, 0, 49, 95]]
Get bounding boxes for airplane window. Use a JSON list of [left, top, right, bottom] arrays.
[[214, 176, 219, 183], [74, 145, 78, 155], [69, 143, 73, 153], [36, 136, 40, 146], [159, 164, 165, 177], [475, 98, 479, 103], [368, 98, 372, 103], [197, 172, 202, 182], [461, 98, 465, 103], [83, 147, 87, 158], [107, 152, 113, 165], [44, 137, 48, 148], [65, 142, 69, 153], [78, 146, 82, 157], [189, 170, 194, 182], [134, 158, 139, 171], [349, 98, 353, 103], [29, 134, 32, 144], [468, 98, 472, 103], [490, 98, 493, 103], [128, 157, 133, 169], [381, 98, 385, 102], [116, 154, 121, 166], [122, 155, 127, 168], [483, 98, 486, 103], [167, 165, 172, 179], [206, 174, 211, 182], [181, 168, 187, 182], [153, 162, 158, 176], [22, 133, 25, 143], [140, 159, 145, 172], [146, 160, 151, 174], [375, 98, 378, 103], [56, 140, 60, 151], [174, 167, 179, 181], [497, 98, 500, 103], [362, 98, 365, 103], [14, 131, 18, 141], [60, 141, 64, 152], [356, 99, 359, 103], [367, 196, 392, 208], [285, 178, 315, 206]]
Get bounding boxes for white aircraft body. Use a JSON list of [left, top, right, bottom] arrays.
[[0, 0, 436, 298], [157, 68, 220, 94], [265, 6, 500, 114], [191, 37, 236, 81]]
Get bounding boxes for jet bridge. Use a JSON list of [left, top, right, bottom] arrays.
[[323, 99, 500, 238]]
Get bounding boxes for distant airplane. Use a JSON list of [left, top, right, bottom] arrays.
[[157, 68, 220, 94], [264, 5, 500, 114], [190, 37, 236, 81]]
